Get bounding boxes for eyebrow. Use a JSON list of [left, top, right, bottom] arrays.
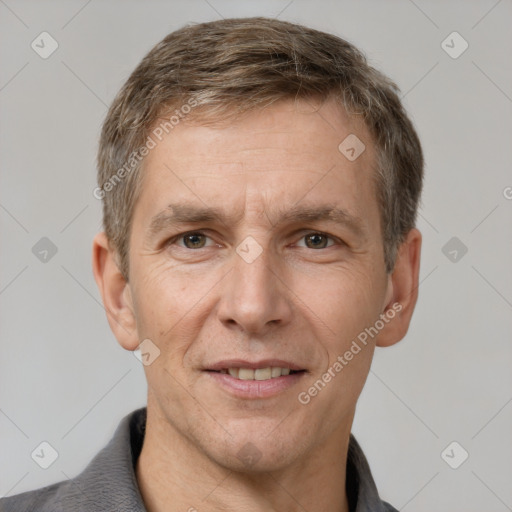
[[146, 202, 366, 240]]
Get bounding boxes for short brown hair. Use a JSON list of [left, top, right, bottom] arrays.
[[97, 17, 423, 280]]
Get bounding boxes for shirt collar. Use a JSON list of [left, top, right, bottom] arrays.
[[346, 432, 396, 512]]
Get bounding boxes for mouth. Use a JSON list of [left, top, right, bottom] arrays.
[[203, 360, 307, 398], [207, 367, 305, 381]]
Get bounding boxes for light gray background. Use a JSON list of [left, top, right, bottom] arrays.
[[1, 1, 511, 510]]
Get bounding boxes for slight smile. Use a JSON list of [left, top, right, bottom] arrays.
[[204, 359, 308, 399]]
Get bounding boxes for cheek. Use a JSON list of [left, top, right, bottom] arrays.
[[131, 264, 217, 366], [303, 276, 379, 411], [132, 259, 190, 322], [302, 263, 384, 333], [129, 274, 177, 348], [310, 271, 385, 387]]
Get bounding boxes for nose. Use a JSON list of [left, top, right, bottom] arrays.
[[216, 241, 293, 335]]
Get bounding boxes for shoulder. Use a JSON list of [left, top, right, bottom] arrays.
[[0, 407, 147, 512], [0, 480, 71, 512], [381, 500, 399, 512]]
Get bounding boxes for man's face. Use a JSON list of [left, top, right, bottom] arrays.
[[126, 98, 392, 471]]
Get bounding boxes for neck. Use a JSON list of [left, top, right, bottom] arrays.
[[136, 400, 353, 512]]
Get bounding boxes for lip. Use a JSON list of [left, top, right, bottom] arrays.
[[205, 359, 304, 371], [204, 370, 306, 399]]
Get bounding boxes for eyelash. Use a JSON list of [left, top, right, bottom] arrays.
[[166, 230, 341, 249]]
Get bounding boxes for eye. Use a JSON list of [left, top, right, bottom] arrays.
[[170, 231, 214, 249], [297, 232, 336, 249], [167, 231, 340, 251]]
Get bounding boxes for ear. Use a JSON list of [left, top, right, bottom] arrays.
[[92, 232, 140, 351], [376, 228, 422, 348]]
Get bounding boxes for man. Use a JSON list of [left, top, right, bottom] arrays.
[[1, 16, 422, 512]]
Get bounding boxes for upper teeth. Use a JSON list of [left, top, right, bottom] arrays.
[[220, 367, 292, 380]]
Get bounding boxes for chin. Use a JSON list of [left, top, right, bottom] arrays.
[[206, 432, 304, 474]]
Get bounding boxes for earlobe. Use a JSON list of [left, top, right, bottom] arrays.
[[92, 232, 139, 351], [376, 228, 422, 348]]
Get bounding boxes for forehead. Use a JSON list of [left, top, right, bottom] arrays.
[[150, 97, 372, 164], [136, 97, 379, 233]]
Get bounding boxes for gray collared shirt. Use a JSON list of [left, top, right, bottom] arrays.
[[1, 408, 397, 512]]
